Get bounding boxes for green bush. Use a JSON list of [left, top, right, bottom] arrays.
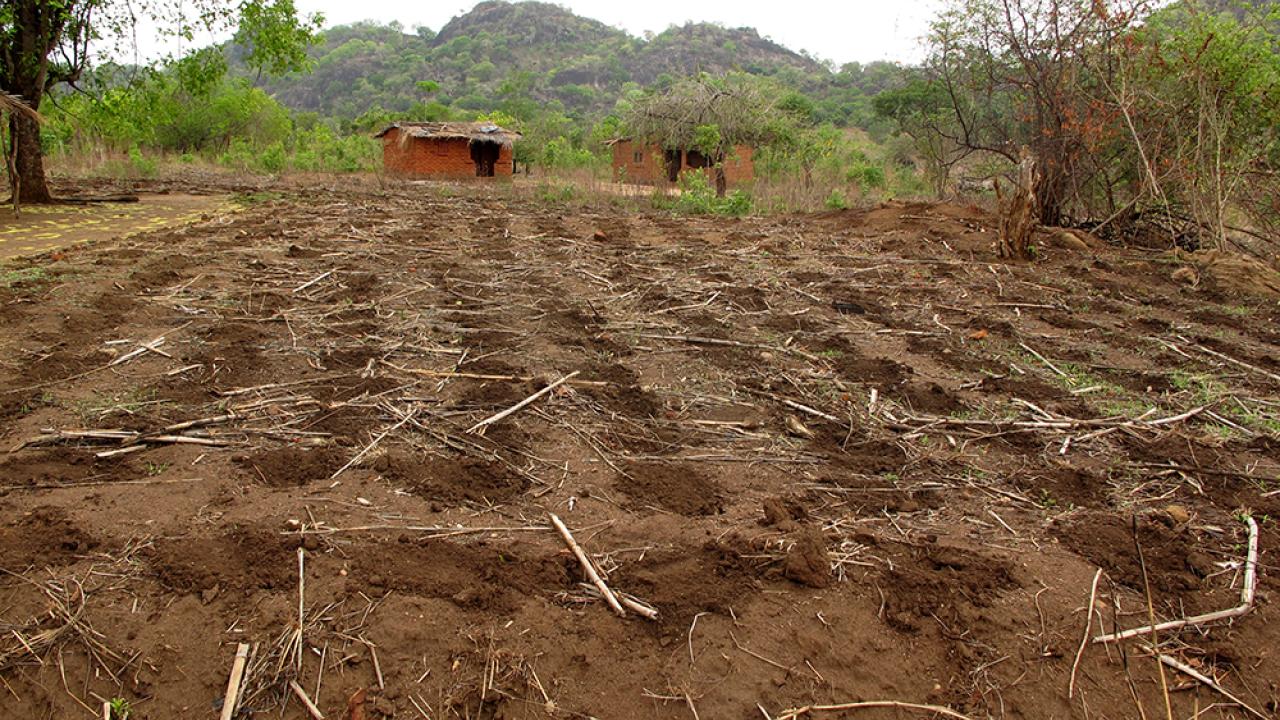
[[259, 141, 287, 174], [825, 188, 849, 210], [666, 172, 753, 216], [539, 136, 596, 169], [127, 145, 157, 177], [847, 163, 886, 190]]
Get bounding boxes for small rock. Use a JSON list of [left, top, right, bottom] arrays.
[[761, 498, 797, 531], [783, 525, 832, 589], [1164, 504, 1191, 525]]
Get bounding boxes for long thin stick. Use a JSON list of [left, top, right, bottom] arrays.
[[774, 699, 974, 719], [549, 513, 625, 617], [219, 643, 251, 720], [296, 548, 305, 673], [467, 371, 579, 434], [288, 679, 326, 720], [1069, 568, 1103, 698], [330, 407, 418, 478], [1133, 517, 1174, 720], [1157, 654, 1269, 720], [293, 270, 333, 293], [1094, 516, 1259, 643]]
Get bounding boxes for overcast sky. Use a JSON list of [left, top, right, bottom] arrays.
[[134, 1, 940, 67]]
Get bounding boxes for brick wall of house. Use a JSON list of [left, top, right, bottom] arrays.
[[381, 128, 514, 178], [610, 141, 754, 187], [610, 140, 664, 184]]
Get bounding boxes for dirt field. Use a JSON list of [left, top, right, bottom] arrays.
[[1, 179, 1277, 720]]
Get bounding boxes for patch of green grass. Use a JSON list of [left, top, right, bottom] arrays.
[[535, 181, 580, 204], [231, 190, 284, 205], [1038, 488, 1059, 510], [1169, 370, 1230, 405], [18, 391, 57, 415], [74, 388, 158, 424], [1220, 305, 1254, 317], [1096, 397, 1155, 419], [0, 267, 49, 288], [144, 461, 169, 477]]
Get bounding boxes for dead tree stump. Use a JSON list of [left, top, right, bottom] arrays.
[[997, 147, 1040, 260]]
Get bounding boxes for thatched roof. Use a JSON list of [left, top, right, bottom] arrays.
[[374, 121, 521, 146], [0, 91, 40, 121]]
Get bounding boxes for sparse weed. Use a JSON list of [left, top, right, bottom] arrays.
[[108, 698, 132, 720], [0, 267, 49, 287]]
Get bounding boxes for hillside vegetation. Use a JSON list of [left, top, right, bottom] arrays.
[[243, 1, 903, 130]]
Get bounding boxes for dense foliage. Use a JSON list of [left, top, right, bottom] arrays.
[[878, 0, 1280, 248]]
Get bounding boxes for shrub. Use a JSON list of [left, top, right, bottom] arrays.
[[825, 188, 849, 210]]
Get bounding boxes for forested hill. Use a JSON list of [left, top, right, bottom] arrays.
[[241, 0, 903, 128]]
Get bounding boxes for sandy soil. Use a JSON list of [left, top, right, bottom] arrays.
[[0, 180, 1277, 720], [0, 194, 233, 260]]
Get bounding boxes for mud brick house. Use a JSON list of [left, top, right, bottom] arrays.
[[609, 139, 754, 187], [376, 122, 521, 178]]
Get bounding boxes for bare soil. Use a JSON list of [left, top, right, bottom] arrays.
[[1, 181, 1278, 719]]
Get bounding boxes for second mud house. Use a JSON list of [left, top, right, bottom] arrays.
[[376, 122, 520, 178], [609, 139, 755, 188]]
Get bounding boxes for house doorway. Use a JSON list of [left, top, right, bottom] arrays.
[[471, 141, 500, 177], [663, 148, 681, 182]]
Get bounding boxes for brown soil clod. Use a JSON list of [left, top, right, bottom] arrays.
[[783, 525, 833, 588], [0, 507, 99, 571], [235, 445, 344, 486], [616, 461, 725, 516], [350, 538, 568, 612], [881, 543, 1017, 633], [1053, 512, 1219, 609], [397, 454, 529, 504]]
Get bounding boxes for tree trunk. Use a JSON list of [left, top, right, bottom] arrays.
[[714, 167, 727, 198], [9, 108, 51, 204], [998, 148, 1039, 260]]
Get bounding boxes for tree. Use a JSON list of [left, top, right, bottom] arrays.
[[925, 0, 1150, 225], [1112, 1, 1280, 251], [0, 89, 39, 214], [0, 0, 320, 203], [626, 72, 798, 196], [873, 77, 973, 197]]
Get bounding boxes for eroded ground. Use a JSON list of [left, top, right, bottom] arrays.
[[1, 181, 1278, 719]]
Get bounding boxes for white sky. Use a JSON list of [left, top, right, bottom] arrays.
[[128, 1, 939, 67]]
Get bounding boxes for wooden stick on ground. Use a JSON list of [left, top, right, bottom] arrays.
[[1068, 568, 1103, 698], [549, 512, 626, 618], [330, 407, 418, 479], [1156, 654, 1268, 720], [293, 270, 333, 293], [467, 371, 580, 434], [288, 679, 326, 720], [1094, 515, 1259, 643], [773, 699, 974, 720], [219, 643, 251, 720]]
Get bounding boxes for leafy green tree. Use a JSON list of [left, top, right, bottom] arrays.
[[1116, 1, 1280, 248], [1, 0, 320, 202], [626, 72, 802, 195], [873, 77, 971, 197]]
